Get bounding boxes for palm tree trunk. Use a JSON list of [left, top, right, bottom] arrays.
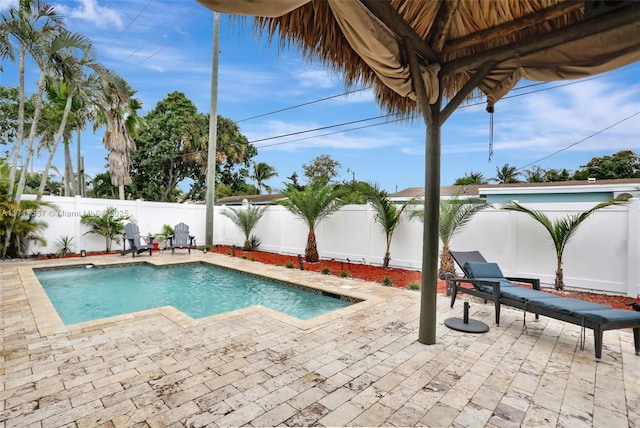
[[305, 229, 319, 262], [37, 96, 73, 200], [64, 141, 74, 196], [243, 239, 251, 251], [383, 251, 391, 268], [8, 48, 27, 201], [439, 246, 456, 279], [555, 263, 564, 291], [15, 72, 46, 204], [76, 129, 82, 196], [118, 184, 125, 201]]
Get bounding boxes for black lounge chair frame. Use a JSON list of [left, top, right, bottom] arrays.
[[121, 223, 152, 257], [448, 250, 640, 359]]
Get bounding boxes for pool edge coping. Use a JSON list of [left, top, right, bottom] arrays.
[[23, 253, 394, 336]]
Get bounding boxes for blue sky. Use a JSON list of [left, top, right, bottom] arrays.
[[1, 0, 639, 194]]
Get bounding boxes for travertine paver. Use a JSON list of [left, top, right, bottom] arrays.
[[1, 253, 639, 427]]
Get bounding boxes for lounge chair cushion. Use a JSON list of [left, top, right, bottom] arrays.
[[524, 296, 610, 314], [464, 262, 504, 279], [573, 308, 640, 323], [469, 278, 515, 293]]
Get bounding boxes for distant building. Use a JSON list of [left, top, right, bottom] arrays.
[[390, 178, 640, 204], [216, 194, 285, 206]]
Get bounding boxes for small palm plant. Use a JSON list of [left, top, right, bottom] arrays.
[[363, 183, 416, 268], [80, 207, 131, 252], [411, 194, 490, 278], [221, 205, 268, 251], [503, 195, 630, 290], [278, 182, 345, 262], [54, 235, 75, 257]]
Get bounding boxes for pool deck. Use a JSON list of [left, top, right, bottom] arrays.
[[1, 252, 639, 427]]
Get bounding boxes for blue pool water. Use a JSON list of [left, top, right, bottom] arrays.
[[36, 263, 354, 325]]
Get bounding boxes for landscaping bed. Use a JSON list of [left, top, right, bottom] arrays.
[[212, 245, 640, 311]]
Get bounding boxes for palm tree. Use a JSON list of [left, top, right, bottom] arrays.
[[523, 166, 546, 183], [492, 163, 520, 183], [278, 182, 345, 262], [92, 72, 142, 200], [251, 162, 278, 194], [80, 206, 131, 252], [15, 29, 88, 204], [0, 162, 52, 258], [454, 171, 488, 185], [363, 183, 415, 268], [221, 205, 268, 250], [503, 195, 630, 290], [1, 0, 63, 202], [411, 194, 490, 278], [37, 47, 94, 199]]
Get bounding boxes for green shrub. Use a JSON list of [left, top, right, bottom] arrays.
[[340, 270, 349, 278], [225, 250, 232, 256], [381, 276, 393, 286], [250, 257, 256, 262], [408, 281, 420, 290], [54, 235, 74, 257], [241, 255, 247, 260], [286, 261, 295, 269], [249, 234, 261, 250], [321, 267, 331, 275]]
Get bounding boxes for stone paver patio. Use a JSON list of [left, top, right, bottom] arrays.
[[1, 253, 638, 427]]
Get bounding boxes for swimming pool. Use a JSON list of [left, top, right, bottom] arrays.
[[36, 263, 356, 325]]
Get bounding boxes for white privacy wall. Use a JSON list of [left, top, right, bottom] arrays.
[[24, 195, 640, 297]]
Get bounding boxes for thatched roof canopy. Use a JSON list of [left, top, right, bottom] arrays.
[[197, 0, 639, 345], [199, 0, 639, 118]]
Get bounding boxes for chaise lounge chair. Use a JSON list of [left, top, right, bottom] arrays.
[[122, 222, 153, 257], [447, 250, 640, 359], [169, 222, 195, 254]]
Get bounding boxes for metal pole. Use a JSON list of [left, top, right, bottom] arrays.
[[77, 129, 82, 195], [205, 12, 220, 246]]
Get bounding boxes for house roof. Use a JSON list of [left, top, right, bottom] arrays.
[[390, 178, 640, 199]]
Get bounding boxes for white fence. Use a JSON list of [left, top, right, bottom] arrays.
[[23, 195, 640, 298]]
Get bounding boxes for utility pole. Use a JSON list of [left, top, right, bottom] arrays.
[[205, 12, 220, 246]]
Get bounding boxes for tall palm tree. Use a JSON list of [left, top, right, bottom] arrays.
[[278, 182, 345, 262], [411, 194, 490, 278], [251, 162, 278, 194], [15, 30, 91, 202], [503, 195, 630, 290], [363, 183, 415, 268], [221, 205, 268, 250], [91, 72, 142, 200], [1, 0, 63, 202], [36, 43, 95, 199]]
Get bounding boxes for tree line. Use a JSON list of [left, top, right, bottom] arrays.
[[454, 150, 639, 185]]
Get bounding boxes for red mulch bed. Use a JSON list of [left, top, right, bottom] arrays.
[[212, 246, 640, 311]]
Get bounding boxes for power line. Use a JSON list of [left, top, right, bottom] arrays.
[[135, 17, 210, 66], [249, 115, 390, 144], [515, 112, 639, 172], [245, 78, 612, 148], [106, 0, 153, 51], [122, 7, 198, 62], [256, 116, 406, 149], [236, 87, 372, 123]]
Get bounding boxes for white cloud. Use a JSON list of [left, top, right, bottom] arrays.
[[54, 0, 123, 29], [0, 0, 16, 11], [295, 68, 339, 89], [442, 75, 640, 160]]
